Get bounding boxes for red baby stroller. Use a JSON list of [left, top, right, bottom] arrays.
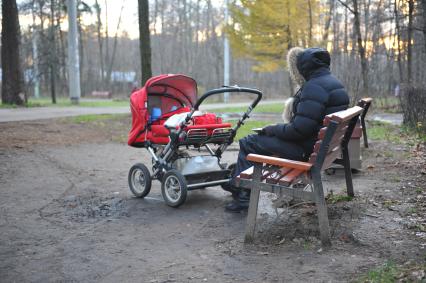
[[128, 74, 262, 207]]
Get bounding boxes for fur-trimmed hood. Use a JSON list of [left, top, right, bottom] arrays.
[[282, 47, 332, 123], [287, 47, 305, 88], [282, 47, 305, 123]]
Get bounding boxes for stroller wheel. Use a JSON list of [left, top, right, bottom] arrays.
[[161, 170, 187, 208], [128, 163, 152, 198]]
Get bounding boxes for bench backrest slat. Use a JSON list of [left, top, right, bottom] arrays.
[[323, 106, 364, 125], [308, 106, 363, 169]]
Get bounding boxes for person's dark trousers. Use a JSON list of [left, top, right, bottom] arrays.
[[225, 134, 305, 212]]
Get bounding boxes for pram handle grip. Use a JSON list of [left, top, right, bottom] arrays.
[[192, 86, 263, 111]]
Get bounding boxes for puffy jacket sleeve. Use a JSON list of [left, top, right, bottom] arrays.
[[269, 82, 330, 141]]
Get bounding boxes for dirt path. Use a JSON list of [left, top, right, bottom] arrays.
[[0, 118, 425, 282]]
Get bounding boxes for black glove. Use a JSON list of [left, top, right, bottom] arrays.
[[262, 125, 275, 136]]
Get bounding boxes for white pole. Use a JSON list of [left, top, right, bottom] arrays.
[[31, 1, 40, 99], [32, 28, 40, 99], [224, 0, 230, 103], [67, 0, 81, 104]]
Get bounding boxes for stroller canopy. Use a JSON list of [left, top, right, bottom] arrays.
[[145, 74, 197, 107]]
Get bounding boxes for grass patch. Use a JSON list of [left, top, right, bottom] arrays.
[[326, 193, 353, 204], [367, 121, 426, 144], [68, 114, 127, 123], [0, 103, 18, 109], [215, 103, 283, 114], [228, 120, 274, 140], [358, 261, 426, 282], [367, 121, 402, 143], [374, 97, 401, 113], [358, 261, 399, 282], [0, 97, 130, 108]]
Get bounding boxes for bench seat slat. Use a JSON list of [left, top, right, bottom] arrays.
[[238, 167, 278, 180], [239, 167, 253, 179], [247, 154, 312, 171], [278, 169, 305, 186], [265, 168, 293, 184]]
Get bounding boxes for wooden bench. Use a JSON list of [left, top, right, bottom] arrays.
[[91, 91, 112, 99], [330, 97, 373, 171], [236, 106, 364, 246], [356, 97, 373, 148]]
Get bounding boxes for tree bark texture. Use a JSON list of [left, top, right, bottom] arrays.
[[352, 0, 369, 96], [1, 0, 24, 105], [407, 0, 414, 83], [138, 0, 152, 85], [422, 0, 426, 54]]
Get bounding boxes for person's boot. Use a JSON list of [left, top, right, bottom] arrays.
[[222, 182, 240, 200], [225, 189, 250, 212]]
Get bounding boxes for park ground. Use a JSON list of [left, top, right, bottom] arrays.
[[0, 107, 425, 282]]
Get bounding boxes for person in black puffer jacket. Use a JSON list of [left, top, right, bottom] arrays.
[[225, 47, 350, 212]]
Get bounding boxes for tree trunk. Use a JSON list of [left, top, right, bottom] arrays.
[[1, 0, 24, 105], [104, 0, 110, 88], [50, 0, 57, 103], [422, 0, 426, 54], [106, 0, 125, 86], [307, 0, 313, 45], [77, 8, 85, 96], [322, 0, 335, 44], [95, 0, 105, 88], [394, 0, 403, 82], [138, 0, 152, 85], [353, 0, 369, 95], [407, 0, 414, 83]]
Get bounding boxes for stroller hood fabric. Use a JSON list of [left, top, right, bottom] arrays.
[[128, 74, 197, 147]]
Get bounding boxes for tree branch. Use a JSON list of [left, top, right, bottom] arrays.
[[337, 0, 355, 14]]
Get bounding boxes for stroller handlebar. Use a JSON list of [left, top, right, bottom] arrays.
[[192, 86, 263, 111]]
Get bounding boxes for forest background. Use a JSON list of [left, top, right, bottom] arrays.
[[1, 0, 426, 121]]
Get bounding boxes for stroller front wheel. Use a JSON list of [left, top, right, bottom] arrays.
[[161, 170, 187, 207], [128, 163, 152, 198]]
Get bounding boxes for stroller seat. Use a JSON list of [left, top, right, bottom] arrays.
[[128, 74, 236, 148]]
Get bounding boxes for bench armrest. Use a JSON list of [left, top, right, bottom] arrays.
[[247, 154, 312, 171]]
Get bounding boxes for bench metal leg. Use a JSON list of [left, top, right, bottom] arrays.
[[342, 145, 354, 197], [244, 163, 262, 243], [361, 117, 369, 148], [311, 170, 331, 246]]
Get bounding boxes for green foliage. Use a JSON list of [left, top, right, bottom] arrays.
[[228, 120, 274, 140], [227, 0, 319, 72]]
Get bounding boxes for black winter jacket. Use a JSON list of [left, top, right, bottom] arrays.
[[264, 48, 349, 155]]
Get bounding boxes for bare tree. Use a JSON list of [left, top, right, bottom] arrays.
[[1, 0, 24, 105], [407, 0, 414, 83], [337, 0, 369, 97], [138, 0, 152, 85]]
